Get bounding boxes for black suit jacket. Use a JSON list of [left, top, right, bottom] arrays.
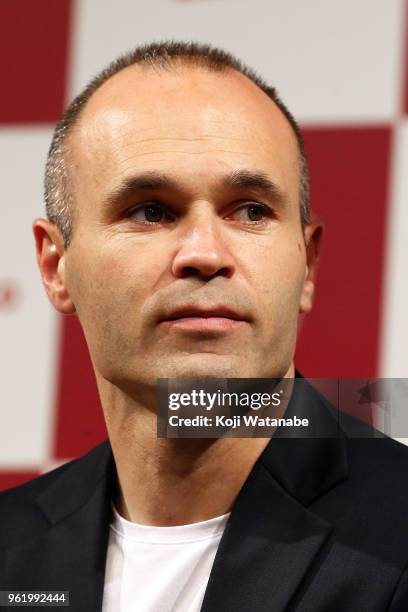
[[1, 378, 408, 611]]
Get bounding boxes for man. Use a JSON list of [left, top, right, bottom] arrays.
[[1, 40, 408, 611]]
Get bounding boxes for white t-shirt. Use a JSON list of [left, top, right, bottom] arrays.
[[102, 504, 230, 612]]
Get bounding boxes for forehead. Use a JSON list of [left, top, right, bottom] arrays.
[[70, 64, 299, 201]]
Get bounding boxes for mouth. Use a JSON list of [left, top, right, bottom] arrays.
[[159, 306, 250, 333]]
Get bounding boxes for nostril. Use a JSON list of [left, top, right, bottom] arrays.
[[181, 266, 198, 278], [180, 266, 232, 280]]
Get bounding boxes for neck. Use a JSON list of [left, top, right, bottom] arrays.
[[97, 363, 295, 526]]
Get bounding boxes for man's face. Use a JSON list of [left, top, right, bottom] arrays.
[[59, 65, 314, 392]]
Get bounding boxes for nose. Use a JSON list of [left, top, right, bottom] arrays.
[[171, 208, 235, 279]]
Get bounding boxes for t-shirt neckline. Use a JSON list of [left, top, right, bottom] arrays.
[[110, 503, 230, 544]]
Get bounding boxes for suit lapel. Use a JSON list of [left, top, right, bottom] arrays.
[[201, 377, 349, 612], [5, 441, 115, 612], [200, 461, 333, 612]]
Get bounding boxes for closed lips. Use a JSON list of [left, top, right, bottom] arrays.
[[162, 307, 247, 321]]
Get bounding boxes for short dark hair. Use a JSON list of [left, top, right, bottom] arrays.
[[44, 40, 310, 248]]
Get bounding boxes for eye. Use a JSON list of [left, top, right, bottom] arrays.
[[127, 202, 173, 224], [231, 202, 271, 224]]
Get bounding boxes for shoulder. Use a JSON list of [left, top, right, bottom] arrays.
[[346, 434, 408, 493], [321, 392, 408, 501], [337, 406, 408, 480]]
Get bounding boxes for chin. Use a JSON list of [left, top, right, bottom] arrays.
[[159, 354, 247, 380]]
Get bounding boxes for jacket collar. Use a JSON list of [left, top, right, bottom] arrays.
[[260, 374, 348, 506]]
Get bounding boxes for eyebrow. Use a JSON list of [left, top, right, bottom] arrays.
[[104, 169, 288, 208], [225, 169, 288, 206], [105, 172, 176, 205]]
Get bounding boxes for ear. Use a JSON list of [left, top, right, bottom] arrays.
[[299, 217, 324, 314], [32, 218, 76, 314]]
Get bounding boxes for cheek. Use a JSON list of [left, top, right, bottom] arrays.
[[253, 233, 305, 281], [65, 242, 155, 339], [251, 240, 306, 320], [70, 239, 154, 296]]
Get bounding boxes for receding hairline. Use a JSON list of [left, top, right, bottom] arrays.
[[68, 60, 298, 153]]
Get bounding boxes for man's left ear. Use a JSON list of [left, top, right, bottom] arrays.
[[299, 218, 324, 314]]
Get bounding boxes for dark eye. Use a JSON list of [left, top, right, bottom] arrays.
[[232, 202, 269, 224], [128, 202, 168, 224], [246, 204, 265, 221]]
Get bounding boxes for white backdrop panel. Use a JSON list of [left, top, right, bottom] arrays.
[[71, 0, 404, 123], [381, 119, 408, 377], [0, 128, 59, 465]]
